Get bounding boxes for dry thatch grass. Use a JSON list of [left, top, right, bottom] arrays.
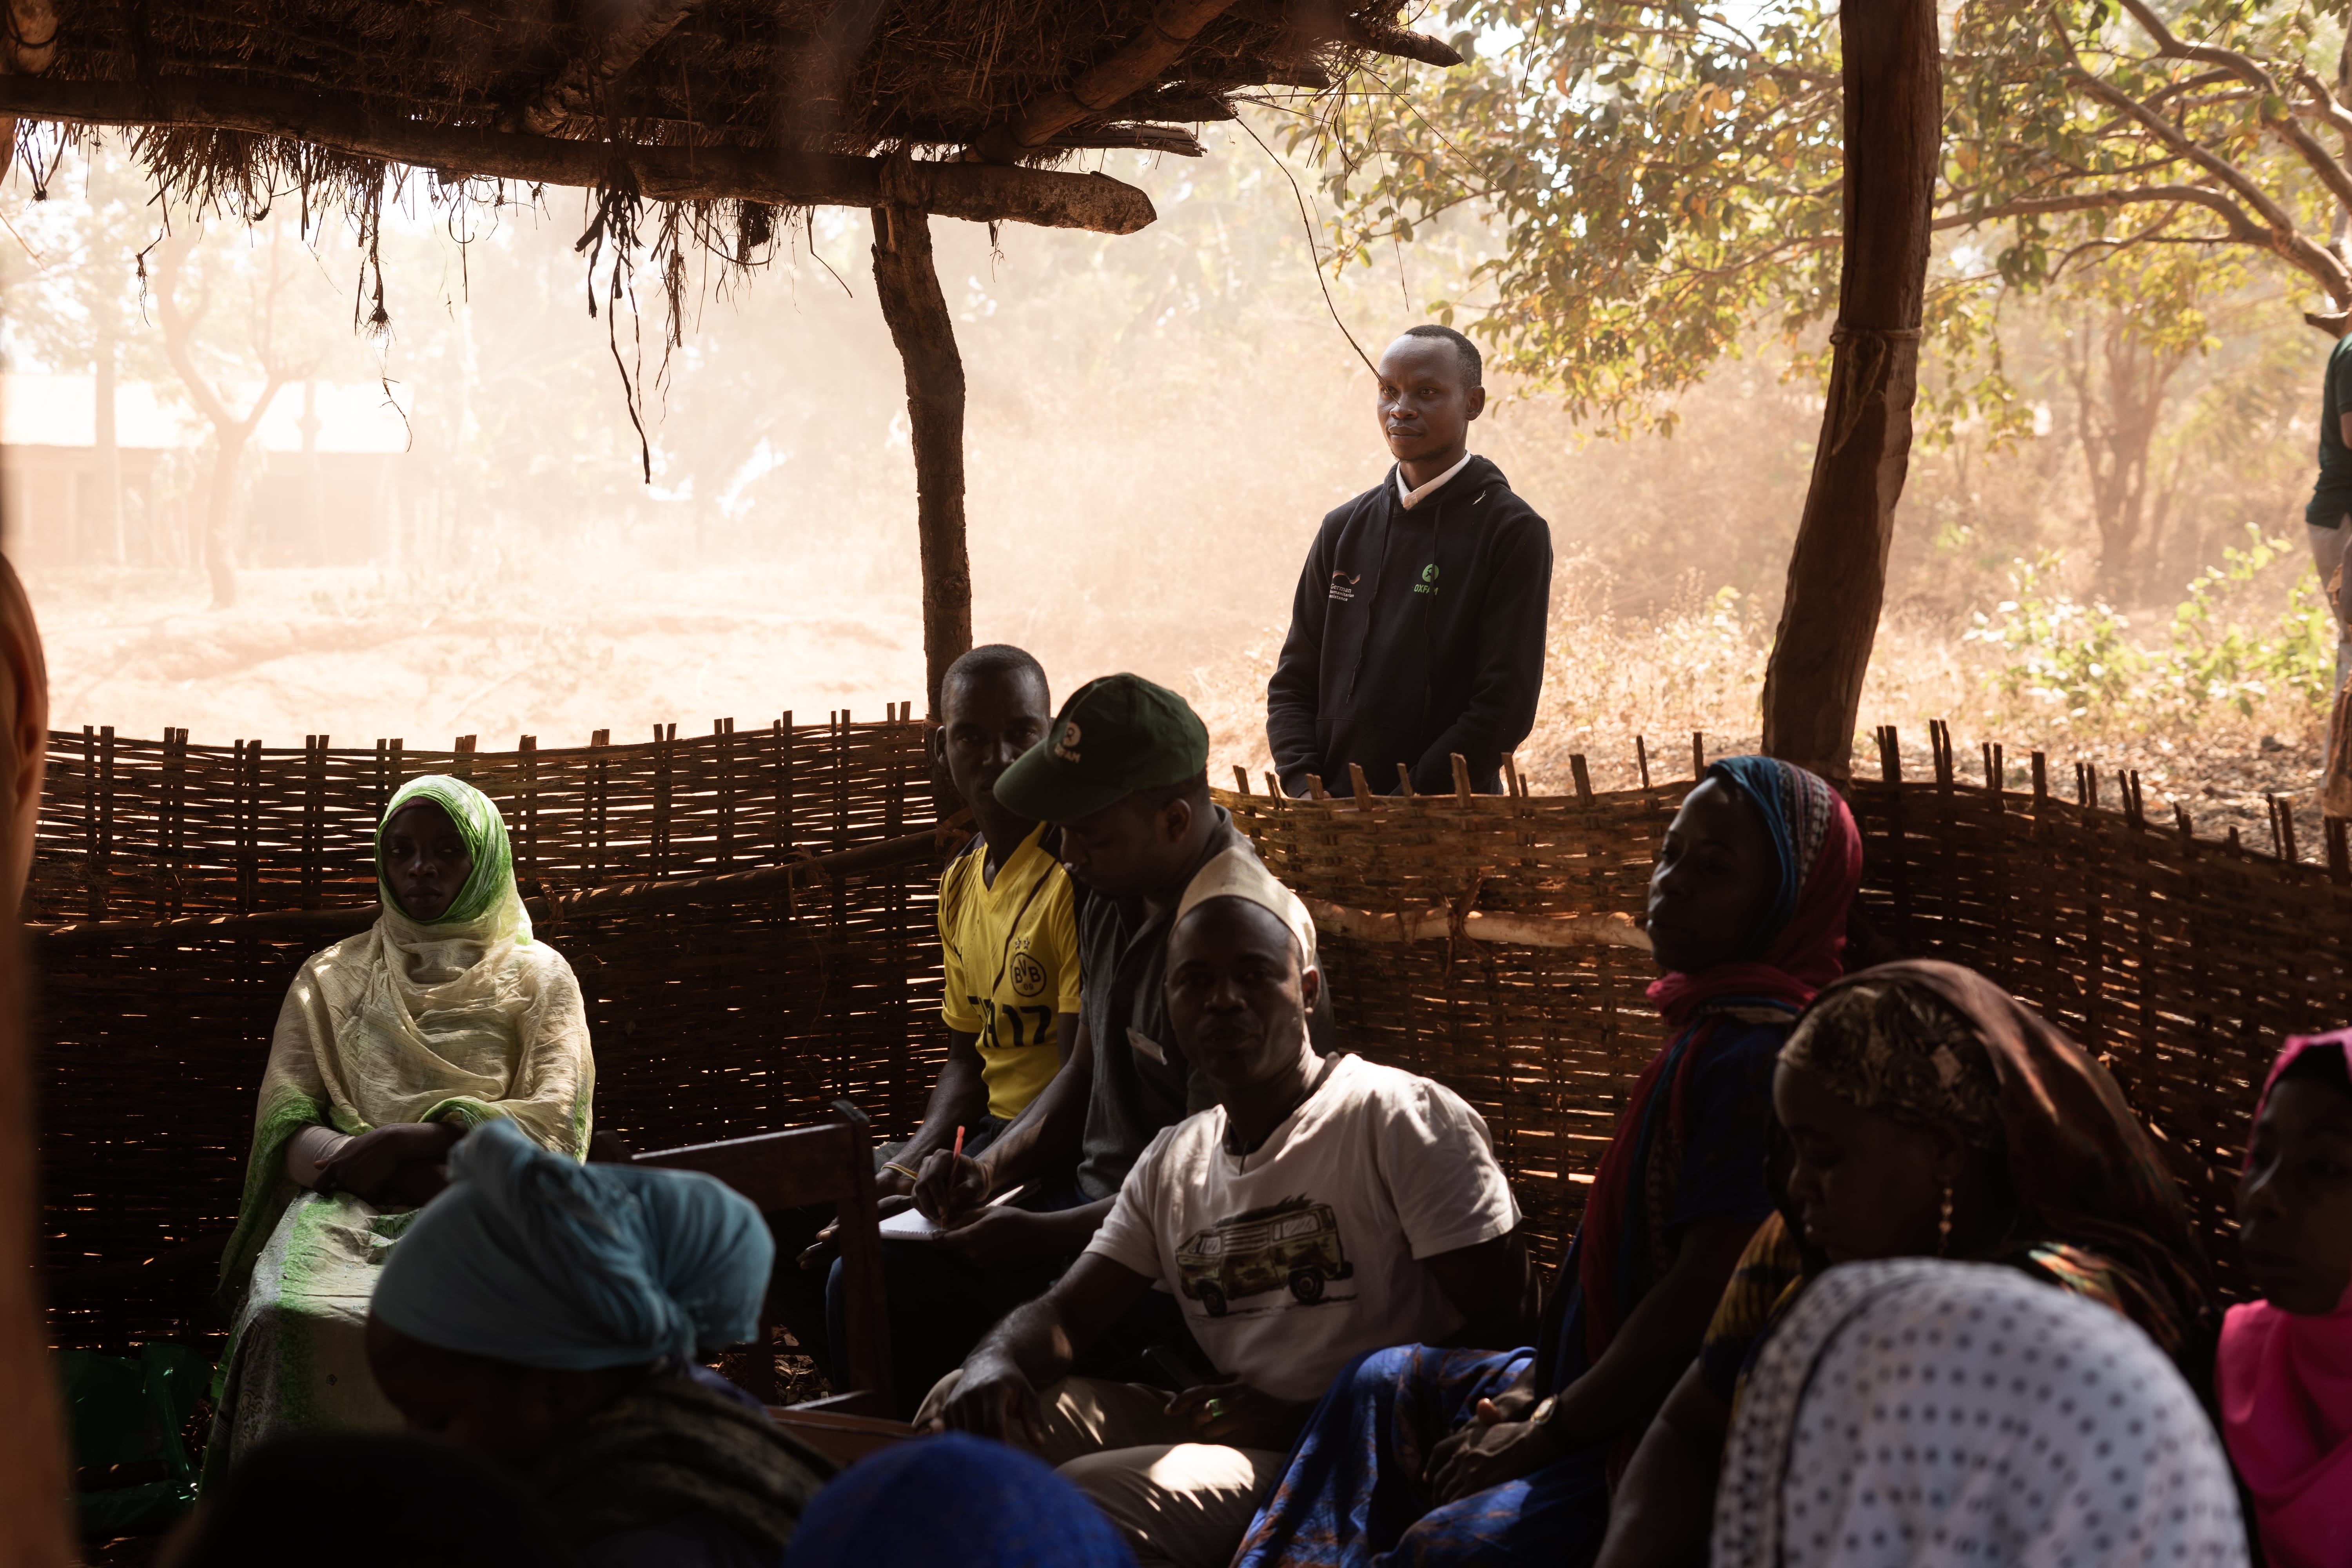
[[47, 0, 1367, 151]]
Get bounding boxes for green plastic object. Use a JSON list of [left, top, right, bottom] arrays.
[[55, 1343, 211, 1538]]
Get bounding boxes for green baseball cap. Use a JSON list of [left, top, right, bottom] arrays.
[[994, 673, 1210, 822]]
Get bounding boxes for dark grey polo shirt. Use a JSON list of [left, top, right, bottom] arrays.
[[1072, 810, 1253, 1201]]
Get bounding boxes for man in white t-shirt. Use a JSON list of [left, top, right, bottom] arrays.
[[924, 849, 1528, 1568]]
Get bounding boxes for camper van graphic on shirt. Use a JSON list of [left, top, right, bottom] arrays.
[[1174, 1196, 1354, 1317]]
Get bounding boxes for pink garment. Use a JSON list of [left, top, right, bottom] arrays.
[[2218, 1031, 2352, 1568]]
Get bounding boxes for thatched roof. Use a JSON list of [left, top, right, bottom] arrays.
[[0, 1, 1459, 238]]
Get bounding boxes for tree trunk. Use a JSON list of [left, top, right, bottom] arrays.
[[2092, 415, 2159, 590], [2062, 313, 2179, 594], [869, 204, 971, 722], [95, 327, 123, 566], [151, 233, 290, 612], [203, 433, 245, 610], [1759, 0, 1943, 779]]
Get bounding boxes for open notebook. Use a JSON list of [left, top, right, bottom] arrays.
[[877, 1183, 1027, 1240]]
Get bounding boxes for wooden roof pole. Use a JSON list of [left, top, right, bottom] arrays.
[[0, 75, 1158, 235], [1758, 0, 1940, 780], [519, 0, 705, 134], [871, 204, 971, 723], [971, 0, 1243, 163]]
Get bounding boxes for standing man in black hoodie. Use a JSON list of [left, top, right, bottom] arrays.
[[1267, 325, 1553, 796]]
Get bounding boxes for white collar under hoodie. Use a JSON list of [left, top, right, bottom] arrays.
[[1395, 450, 1476, 510]]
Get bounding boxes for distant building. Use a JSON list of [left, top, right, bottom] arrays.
[[1, 374, 409, 568]]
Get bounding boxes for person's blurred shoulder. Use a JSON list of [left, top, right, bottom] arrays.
[[578, 1512, 779, 1568]]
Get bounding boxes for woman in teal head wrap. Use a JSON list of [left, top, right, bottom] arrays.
[[206, 775, 595, 1491], [368, 1117, 830, 1567]]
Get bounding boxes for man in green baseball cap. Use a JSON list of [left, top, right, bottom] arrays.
[[911, 673, 1320, 1287], [989, 670, 1212, 824]]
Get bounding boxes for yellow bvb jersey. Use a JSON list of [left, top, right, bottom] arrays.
[[937, 822, 1083, 1120]]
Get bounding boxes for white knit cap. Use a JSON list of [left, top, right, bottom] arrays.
[[1174, 846, 1320, 976]]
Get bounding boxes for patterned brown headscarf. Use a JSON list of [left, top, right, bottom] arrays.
[[1781, 978, 2005, 1149], [1782, 959, 2215, 1356]]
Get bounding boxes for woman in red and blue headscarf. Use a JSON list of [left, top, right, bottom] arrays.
[[1231, 756, 1862, 1568]]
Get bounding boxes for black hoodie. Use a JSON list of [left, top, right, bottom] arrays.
[[1266, 454, 1552, 797]]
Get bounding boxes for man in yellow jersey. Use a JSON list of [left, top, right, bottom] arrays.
[[826, 644, 1092, 1412], [876, 644, 1083, 1191]]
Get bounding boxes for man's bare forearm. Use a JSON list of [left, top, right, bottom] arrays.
[[968, 1294, 1080, 1391], [1031, 1198, 1114, 1256], [1426, 1231, 1535, 1352], [1546, 1217, 1756, 1446], [970, 1254, 1148, 1387], [1592, 1360, 1728, 1568], [900, 1048, 989, 1167], [975, 1030, 1092, 1190]]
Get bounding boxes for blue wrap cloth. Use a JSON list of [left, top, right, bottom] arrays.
[[1230, 1347, 1607, 1568], [371, 1117, 772, 1368], [788, 1434, 1135, 1568]]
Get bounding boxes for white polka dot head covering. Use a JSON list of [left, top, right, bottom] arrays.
[[1713, 1258, 2248, 1568]]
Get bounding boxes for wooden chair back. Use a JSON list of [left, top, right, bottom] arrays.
[[633, 1102, 894, 1416]]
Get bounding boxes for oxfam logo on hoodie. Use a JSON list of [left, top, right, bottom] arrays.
[[1413, 564, 1440, 596]]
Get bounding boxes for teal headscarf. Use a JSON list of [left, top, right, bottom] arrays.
[[372, 1118, 770, 1370], [378, 775, 521, 933]]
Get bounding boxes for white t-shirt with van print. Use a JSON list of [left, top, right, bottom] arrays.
[[1083, 1052, 1520, 1402]]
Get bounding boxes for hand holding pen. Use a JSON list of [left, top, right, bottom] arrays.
[[912, 1123, 990, 1222]]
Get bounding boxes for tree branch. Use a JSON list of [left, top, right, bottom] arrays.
[[1933, 183, 2267, 245], [0, 73, 1158, 235], [2114, 0, 2276, 87], [2295, 65, 2352, 158], [2049, 7, 2350, 300], [150, 238, 232, 434], [2112, 0, 2352, 226], [2141, 65, 2239, 114]]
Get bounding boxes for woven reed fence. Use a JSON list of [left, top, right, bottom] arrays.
[[1225, 724, 2352, 1299], [35, 713, 2338, 1351], [33, 711, 947, 1352]]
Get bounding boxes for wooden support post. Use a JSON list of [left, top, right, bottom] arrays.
[[870, 204, 972, 721], [0, 914, 66, 1567], [1759, 0, 1941, 779], [0, 542, 68, 1568]]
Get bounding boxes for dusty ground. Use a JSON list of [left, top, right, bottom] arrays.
[[29, 566, 929, 750], [25, 565, 2336, 862]]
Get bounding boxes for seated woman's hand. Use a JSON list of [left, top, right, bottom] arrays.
[[316, 1122, 463, 1205], [1426, 1399, 1563, 1505], [912, 1149, 990, 1222], [797, 1195, 916, 1271], [377, 1159, 452, 1210], [1164, 1378, 1309, 1450], [929, 1356, 1045, 1447], [1481, 1381, 1539, 1423]]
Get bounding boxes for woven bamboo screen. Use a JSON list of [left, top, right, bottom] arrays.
[[34, 713, 946, 1352], [36, 715, 2339, 1352], [1224, 725, 2352, 1298]]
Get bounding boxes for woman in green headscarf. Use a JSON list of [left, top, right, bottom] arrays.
[[205, 775, 595, 1489]]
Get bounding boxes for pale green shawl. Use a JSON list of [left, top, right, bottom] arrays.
[[217, 775, 595, 1307]]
